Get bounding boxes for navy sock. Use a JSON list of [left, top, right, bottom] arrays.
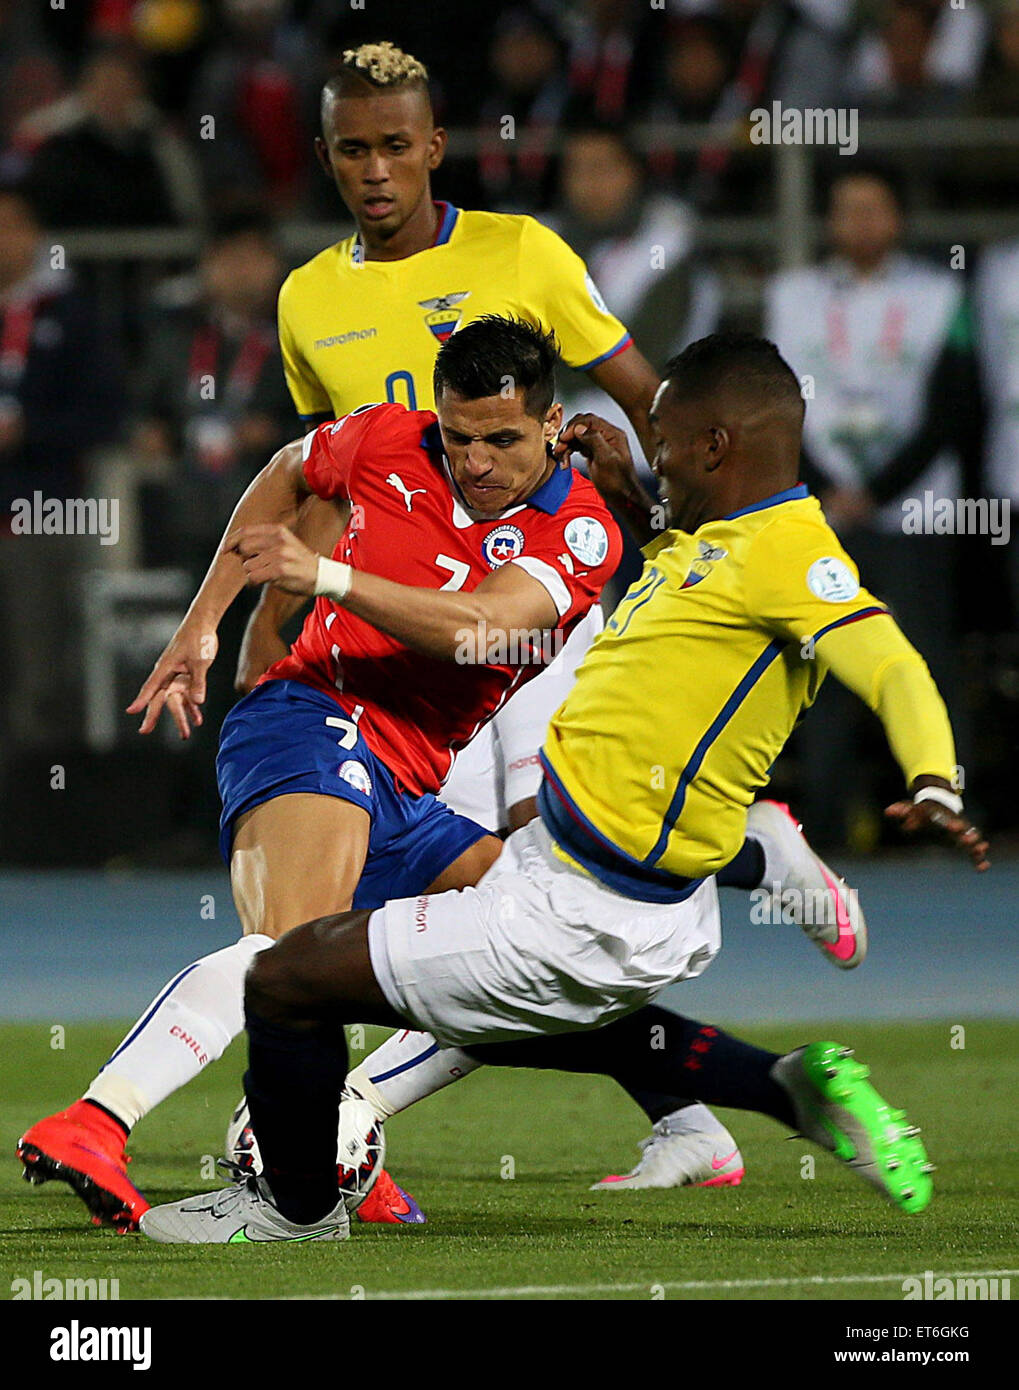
[[624, 1090, 697, 1125], [716, 836, 766, 890], [244, 1007, 348, 1226], [466, 1006, 795, 1128]]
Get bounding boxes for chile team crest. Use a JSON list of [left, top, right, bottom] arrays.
[[482, 524, 525, 568], [418, 292, 470, 343]]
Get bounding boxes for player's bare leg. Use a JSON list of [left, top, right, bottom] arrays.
[[17, 794, 371, 1230], [229, 794, 371, 938]]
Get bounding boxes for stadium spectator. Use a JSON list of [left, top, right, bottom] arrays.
[[845, 0, 990, 117], [132, 208, 292, 569], [543, 123, 719, 592], [0, 182, 124, 746], [764, 166, 979, 847], [669, 0, 851, 107], [545, 124, 717, 368], [564, 0, 659, 123], [477, 6, 567, 213], [22, 42, 203, 229], [657, 0, 853, 210], [973, 238, 1019, 622], [188, 0, 313, 215]]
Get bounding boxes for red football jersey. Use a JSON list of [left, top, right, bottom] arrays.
[[261, 402, 622, 795]]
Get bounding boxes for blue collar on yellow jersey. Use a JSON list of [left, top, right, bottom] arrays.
[[722, 482, 808, 522], [352, 201, 460, 263]]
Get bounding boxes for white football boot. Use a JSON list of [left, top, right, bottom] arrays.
[[747, 800, 867, 969], [591, 1103, 745, 1191], [139, 1176, 350, 1244]]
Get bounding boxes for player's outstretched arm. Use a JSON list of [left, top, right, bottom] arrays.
[[816, 620, 989, 871], [230, 522, 562, 663], [127, 440, 311, 738], [556, 412, 660, 546]]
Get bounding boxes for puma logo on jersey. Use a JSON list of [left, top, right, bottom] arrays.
[[386, 473, 427, 511]]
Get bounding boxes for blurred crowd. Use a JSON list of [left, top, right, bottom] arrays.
[[2, 1, 1019, 218], [1, 0, 1018, 858]]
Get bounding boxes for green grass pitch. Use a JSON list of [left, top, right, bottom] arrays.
[[1, 1020, 1016, 1302]]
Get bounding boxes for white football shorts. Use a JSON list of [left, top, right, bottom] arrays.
[[367, 817, 721, 1048]]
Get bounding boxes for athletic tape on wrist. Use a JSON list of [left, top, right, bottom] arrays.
[[913, 786, 963, 815], [315, 556, 352, 603]]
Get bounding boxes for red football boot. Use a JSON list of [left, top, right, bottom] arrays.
[[17, 1100, 149, 1231], [356, 1167, 426, 1225]]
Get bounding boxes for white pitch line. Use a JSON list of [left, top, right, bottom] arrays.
[[264, 1268, 1019, 1302]]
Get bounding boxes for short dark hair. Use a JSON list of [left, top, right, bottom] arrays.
[[663, 332, 803, 413], [433, 315, 559, 419]]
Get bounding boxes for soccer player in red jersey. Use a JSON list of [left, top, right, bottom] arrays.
[[17, 317, 621, 1228]]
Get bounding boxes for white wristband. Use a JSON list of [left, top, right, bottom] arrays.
[[913, 786, 963, 815], [315, 556, 353, 603]]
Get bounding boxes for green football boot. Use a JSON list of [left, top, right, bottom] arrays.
[[772, 1041, 934, 1213]]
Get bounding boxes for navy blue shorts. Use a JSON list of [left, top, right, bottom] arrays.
[[216, 680, 490, 910]]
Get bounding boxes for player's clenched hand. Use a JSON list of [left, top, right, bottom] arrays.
[[228, 524, 319, 597], [885, 799, 991, 872], [555, 413, 657, 514], [127, 622, 218, 740]]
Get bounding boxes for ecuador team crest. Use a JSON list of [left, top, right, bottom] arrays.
[[418, 292, 470, 343], [681, 539, 728, 589]]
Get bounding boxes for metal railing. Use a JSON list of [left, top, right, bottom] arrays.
[[47, 115, 1019, 276]]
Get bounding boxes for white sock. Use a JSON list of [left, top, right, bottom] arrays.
[[347, 1030, 480, 1121], [83, 934, 273, 1130]]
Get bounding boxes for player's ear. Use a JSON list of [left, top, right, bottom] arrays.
[[314, 137, 334, 180], [704, 425, 729, 472], [544, 402, 564, 439], [428, 126, 448, 171]]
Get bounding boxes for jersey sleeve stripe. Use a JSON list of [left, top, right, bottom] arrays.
[[511, 556, 572, 617], [572, 332, 634, 373], [647, 638, 787, 867], [811, 605, 890, 645]]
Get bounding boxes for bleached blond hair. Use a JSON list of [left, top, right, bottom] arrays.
[[339, 41, 428, 88]]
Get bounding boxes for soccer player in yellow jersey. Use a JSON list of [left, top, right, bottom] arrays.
[[141, 334, 989, 1244], [237, 40, 659, 688]]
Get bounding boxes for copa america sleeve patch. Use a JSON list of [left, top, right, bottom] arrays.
[[564, 516, 610, 567], [584, 273, 609, 314], [806, 556, 860, 603]]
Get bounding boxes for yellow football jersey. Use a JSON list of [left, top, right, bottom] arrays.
[[277, 203, 632, 421], [539, 486, 956, 899]]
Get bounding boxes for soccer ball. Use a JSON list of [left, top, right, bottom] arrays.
[[224, 1091, 386, 1214]]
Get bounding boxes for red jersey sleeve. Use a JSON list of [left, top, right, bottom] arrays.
[[510, 479, 622, 623], [301, 402, 412, 501]]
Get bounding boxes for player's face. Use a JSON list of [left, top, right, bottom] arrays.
[[648, 384, 718, 530], [316, 91, 446, 242], [436, 389, 563, 515]]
